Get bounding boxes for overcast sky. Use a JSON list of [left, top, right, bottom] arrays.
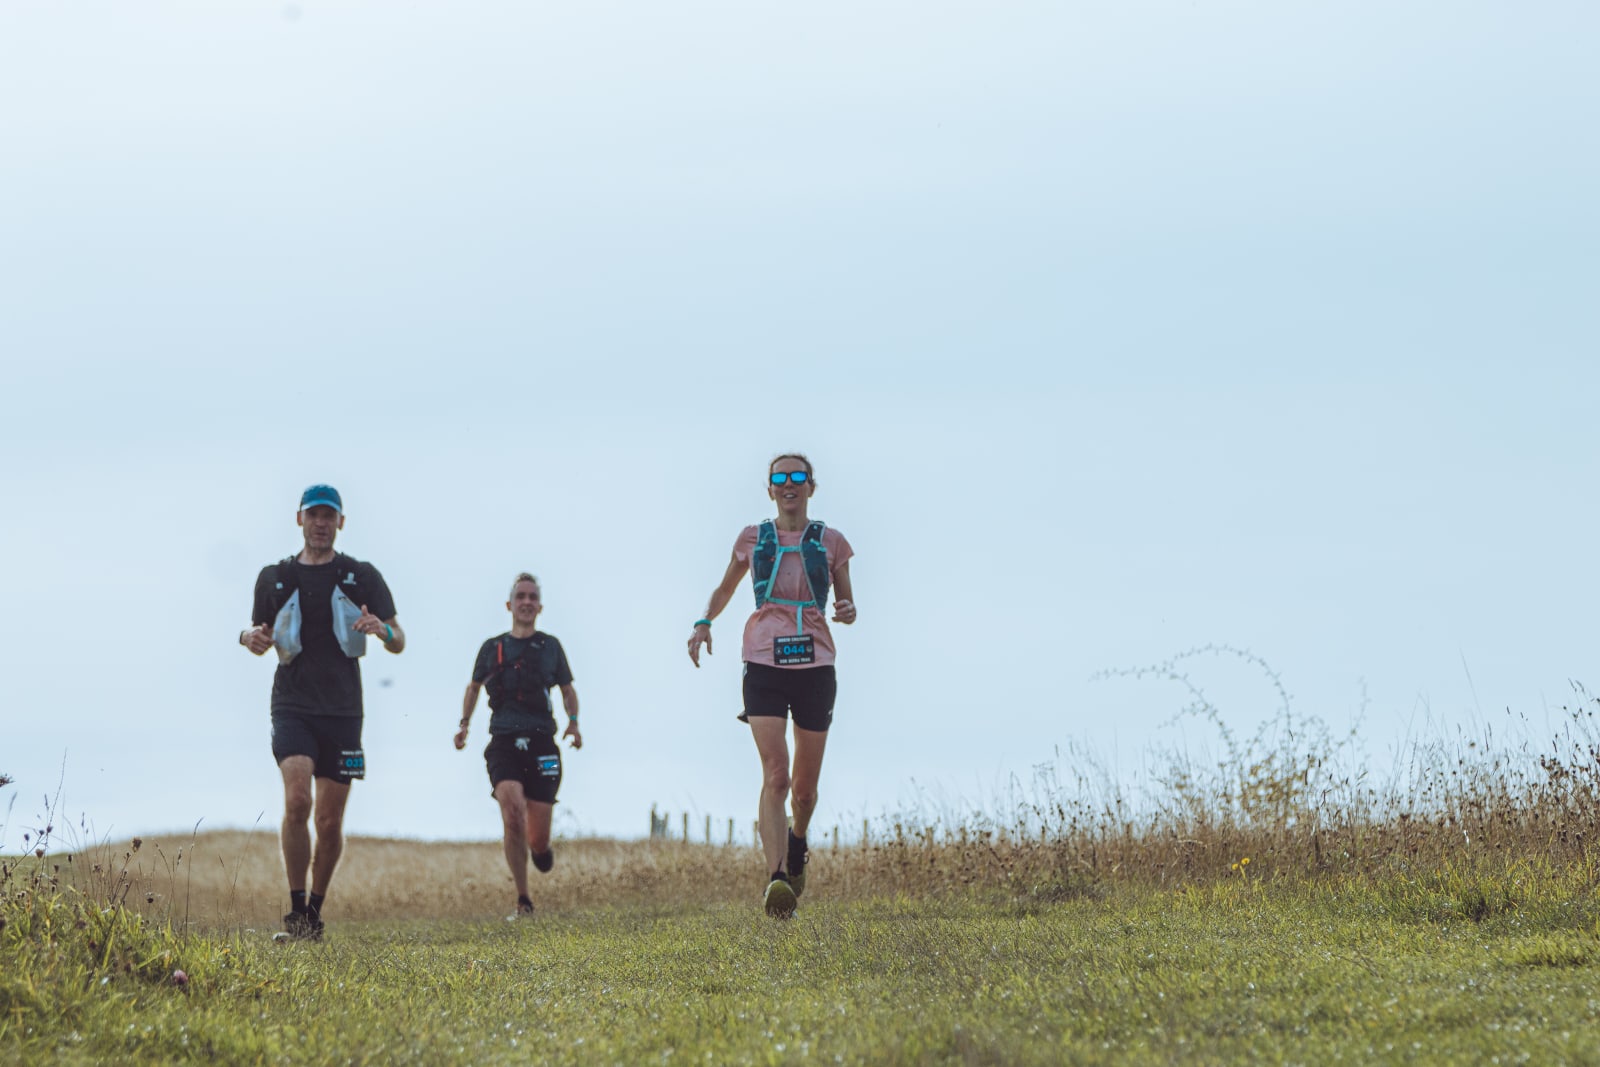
[[3, 1, 1596, 846]]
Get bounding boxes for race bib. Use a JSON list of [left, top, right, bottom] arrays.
[[773, 634, 815, 666], [338, 749, 367, 781]]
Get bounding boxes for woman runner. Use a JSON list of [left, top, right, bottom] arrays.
[[687, 453, 857, 917]]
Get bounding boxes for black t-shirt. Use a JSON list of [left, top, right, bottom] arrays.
[[471, 632, 574, 736], [252, 555, 396, 718]]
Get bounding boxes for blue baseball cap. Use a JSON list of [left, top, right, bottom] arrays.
[[298, 484, 343, 514]]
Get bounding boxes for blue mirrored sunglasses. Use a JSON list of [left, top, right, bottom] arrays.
[[769, 471, 810, 486]]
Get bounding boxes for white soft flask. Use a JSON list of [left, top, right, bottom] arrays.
[[331, 585, 368, 659], [273, 590, 303, 665]]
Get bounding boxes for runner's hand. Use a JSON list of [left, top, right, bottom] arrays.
[[243, 624, 274, 655], [563, 719, 583, 750], [355, 604, 385, 636], [687, 624, 712, 667], [453, 725, 469, 750], [832, 599, 857, 625]]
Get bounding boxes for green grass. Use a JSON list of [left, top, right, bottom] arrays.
[[8, 862, 1600, 1065], [10, 682, 1600, 1063]]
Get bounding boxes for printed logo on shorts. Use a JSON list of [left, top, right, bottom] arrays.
[[537, 755, 560, 778]]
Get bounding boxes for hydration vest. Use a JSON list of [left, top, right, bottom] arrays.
[[485, 635, 554, 713], [270, 553, 370, 665], [751, 519, 830, 634]]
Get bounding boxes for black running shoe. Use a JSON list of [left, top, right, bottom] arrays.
[[506, 895, 535, 921], [787, 830, 809, 896], [279, 911, 324, 942]]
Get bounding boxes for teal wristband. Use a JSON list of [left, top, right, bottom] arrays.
[[383, 623, 395, 643], [694, 618, 712, 628]]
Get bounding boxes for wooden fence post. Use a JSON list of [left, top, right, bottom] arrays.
[[682, 812, 689, 842], [727, 818, 735, 846]]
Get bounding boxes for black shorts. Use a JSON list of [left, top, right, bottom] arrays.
[[740, 663, 836, 732], [271, 713, 366, 783], [485, 733, 563, 803]]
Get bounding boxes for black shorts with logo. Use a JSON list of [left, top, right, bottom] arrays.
[[271, 713, 366, 783], [484, 732, 563, 803], [740, 663, 836, 732]]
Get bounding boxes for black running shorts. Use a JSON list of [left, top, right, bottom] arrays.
[[484, 733, 563, 803], [270, 713, 366, 783], [740, 662, 836, 732]]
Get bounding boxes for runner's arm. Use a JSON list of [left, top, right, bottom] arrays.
[[379, 617, 405, 654], [454, 681, 481, 750], [559, 684, 582, 749], [243, 569, 276, 654], [831, 561, 857, 624], [688, 550, 750, 666]]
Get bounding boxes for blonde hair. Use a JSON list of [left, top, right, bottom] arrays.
[[508, 572, 540, 599], [768, 453, 814, 479]]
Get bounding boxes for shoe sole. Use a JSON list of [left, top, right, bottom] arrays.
[[764, 879, 798, 918]]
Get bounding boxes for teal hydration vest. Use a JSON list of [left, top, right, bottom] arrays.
[[751, 519, 830, 635]]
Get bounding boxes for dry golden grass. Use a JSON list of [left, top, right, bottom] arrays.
[[45, 831, 780, 927], [15, 661, 1600, 930], [46, 828, 1103, 929]]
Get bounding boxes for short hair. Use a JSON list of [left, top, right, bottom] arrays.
[[768, 453, 814, 478], [508, 572, 540, 600]]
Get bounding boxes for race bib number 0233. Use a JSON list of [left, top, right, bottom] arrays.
[[773, 634, 815, 666]]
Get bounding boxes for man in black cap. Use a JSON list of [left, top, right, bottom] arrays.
[[240, 485, 404, 941]]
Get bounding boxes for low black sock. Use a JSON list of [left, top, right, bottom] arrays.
[[307, 892, 326, 920], [290, 890, 308, 914], [532, 849, 554, 873], [517, 895, 534, 913], [770, 871, 790, 884]]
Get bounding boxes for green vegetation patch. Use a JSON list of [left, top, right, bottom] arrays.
[[7, 868, 1600, 1066]]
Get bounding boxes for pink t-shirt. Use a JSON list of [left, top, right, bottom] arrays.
[[733, 522, 854, 669]]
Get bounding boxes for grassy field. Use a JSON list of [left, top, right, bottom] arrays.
[[7, 688, 1600, 1064], [5, 830, 1600, 1066]]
